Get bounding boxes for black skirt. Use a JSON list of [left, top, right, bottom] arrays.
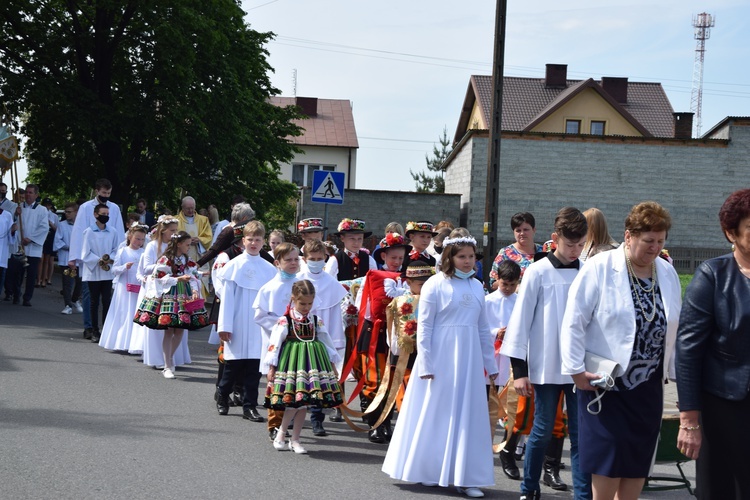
[[578, 372, 663, 478]]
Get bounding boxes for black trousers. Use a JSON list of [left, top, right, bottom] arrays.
[[218, 358, 261, 411], [22, 256, 40, 303], [87, 280, 112, 331], [696, 390, 750, 499], [5, 256, 25, 300]]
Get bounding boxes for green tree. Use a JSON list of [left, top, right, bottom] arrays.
[[410, 126, 452, 193], [0, 0, 302, 223]]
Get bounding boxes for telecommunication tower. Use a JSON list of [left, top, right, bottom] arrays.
[[690, 12, 715, 137], [292, 68, 298, 97]]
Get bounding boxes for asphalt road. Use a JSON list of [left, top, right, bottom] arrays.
[[0, 276, 695, 499]]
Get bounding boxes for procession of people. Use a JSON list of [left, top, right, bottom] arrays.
[[2, 178, 748, 500]]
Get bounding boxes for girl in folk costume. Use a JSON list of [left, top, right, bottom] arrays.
[[254, 242, 302, 437], [385, 259, 435, 412], [298, 239, 348, 431], [98, 223, 148, 351], [215, 221, 277, 420], [128, 217, 190, 368], [134, 230, 209, 379], [405, 221, 438, 267], [265, 280, 343, 454], [382, 231, 498, 499], [351, 233, 411, 444]]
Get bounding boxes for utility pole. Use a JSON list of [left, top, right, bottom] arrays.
[[690, 13, 715, 137], [483, 0, 507, 281]]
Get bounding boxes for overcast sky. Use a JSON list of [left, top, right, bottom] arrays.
[[242, 0, 750, 191], [5, 1, 749, 194]]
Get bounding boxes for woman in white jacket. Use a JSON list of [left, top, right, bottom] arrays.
[[560, 202, 681, 500]]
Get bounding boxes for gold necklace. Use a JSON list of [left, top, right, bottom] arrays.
[[624, 247, 657, 322]]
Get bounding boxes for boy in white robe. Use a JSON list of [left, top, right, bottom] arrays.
[[501, 207, 591, 499], [216, 221, 276, 420], [299, 239, 347, 431]]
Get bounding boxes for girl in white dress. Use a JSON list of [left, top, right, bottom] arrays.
[[98, 223, 147, 351], [128, 217, 191, 369], [382, 231, 498, 499]]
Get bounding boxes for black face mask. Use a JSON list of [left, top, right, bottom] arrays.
[[97, 215, 110, 224], [0, 192, 6, 200], [98, 195, 110, 204], [434, 246, 444, 255]]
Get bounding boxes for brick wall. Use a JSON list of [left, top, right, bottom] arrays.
[[297, 188, 461, 239], [445, 123, 750, 252]]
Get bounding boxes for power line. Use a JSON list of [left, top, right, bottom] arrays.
[[359, 136, 435, 144]]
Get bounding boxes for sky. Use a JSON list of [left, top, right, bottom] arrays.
[[240, 0, 750, 191], [5, 0, 749, 192]]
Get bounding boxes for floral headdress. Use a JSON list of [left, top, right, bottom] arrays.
[[157, 215, 178, 225], [374, 232, 412, 264], [405, 221, 437, 236], [335, 218, 371, 237], [443, 236, 477, 247], [402, 259, 435, 280], [297, 217, 326, 233]]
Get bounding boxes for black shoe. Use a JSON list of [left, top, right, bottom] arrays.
[[312, 420, 327, 437], [382, 420, 393, 442], [543, 462, 567, 491], [91, 331, 100, 343], [242, 407, 264, 422], [217, 397, 229, 416], [269, 427, 279, 441], [519, 492, 541, 500], [231, 391, 242, 407], [368, 427, 386, 444], [499, 449, 521, 480], [22, 301, 31, 307], [329, 408, 344, 422], [3, 295, 11, 301], [213, 387, 220, 402], [82, 328, 93, 340]]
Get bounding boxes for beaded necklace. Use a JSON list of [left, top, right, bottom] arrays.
[[291, 312, 316, 343], [624, 246, 657, 322]]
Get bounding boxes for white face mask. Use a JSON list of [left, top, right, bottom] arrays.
[[306, 260, 325, 274]]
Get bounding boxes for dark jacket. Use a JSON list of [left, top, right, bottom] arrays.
[[675, 254, 750, 411]]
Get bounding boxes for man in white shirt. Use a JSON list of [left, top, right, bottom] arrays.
[[68, 179, 124, 338], [8, 184, 49, 306], [0, 182, 18, 299]]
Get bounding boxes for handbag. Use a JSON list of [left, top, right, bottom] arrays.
[[125, 268, 141, 293], [184, 298, 205, 313], [584, 352, 620, 415]]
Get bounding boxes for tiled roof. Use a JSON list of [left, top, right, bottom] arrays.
[[457, 75, 676, 141], [270, 97, 359, 148]]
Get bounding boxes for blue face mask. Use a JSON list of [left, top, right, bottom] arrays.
[[280, 270, 297, 280], [306, 260, 325, 274], [454, 268, 475, 280]]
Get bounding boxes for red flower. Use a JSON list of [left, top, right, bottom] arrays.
[[158, 315, 171, 325], [139, 312, 150, 323], [268, 344, 276, 352], [385, 232, 403, 247], [156, 271, 166, 278], [404, 320, 417, 335], [400, 303, 413, 315], [346, 304, 358, 315]]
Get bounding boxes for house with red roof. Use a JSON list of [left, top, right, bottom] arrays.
[[270, 96, 359, 190]]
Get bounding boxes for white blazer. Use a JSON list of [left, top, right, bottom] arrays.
[[560, 244, 681, 381]]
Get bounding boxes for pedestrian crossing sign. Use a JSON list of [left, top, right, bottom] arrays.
[[311, 170, 345, 205]]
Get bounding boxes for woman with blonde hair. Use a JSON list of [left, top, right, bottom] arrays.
[[580, 208, 618, 262]]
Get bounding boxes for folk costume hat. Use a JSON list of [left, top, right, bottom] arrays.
[[297, 217, 327, 234], [405, 221, 438, 237], [373, 232, 412, 265], [401, 259, 435, 281], [334, 218, 372, 238]]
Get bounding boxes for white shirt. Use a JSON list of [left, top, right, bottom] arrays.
[[0, 209, 15, 267], [69, 197, 124, 264], [20, 202, 49, 258], [53, 220, 75, 265], [81, 224, 121, 281]]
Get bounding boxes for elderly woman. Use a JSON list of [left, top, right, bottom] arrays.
[[676, 189, 750, 499], [560, 201, 682, 500], [489, 212, 542, 290]]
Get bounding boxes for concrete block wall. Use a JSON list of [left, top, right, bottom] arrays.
[[451, 124, 750, 250], [298, 188, 461, 239]]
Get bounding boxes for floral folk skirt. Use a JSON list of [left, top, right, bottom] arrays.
[[133, 281, 209, 331], [264, 338, 343, 409]]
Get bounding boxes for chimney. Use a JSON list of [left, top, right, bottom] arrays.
[[545, 64, 568, 89], [601, 77, 628, 104], [673, 112, 694, 139], [295, 96, 318, 117]]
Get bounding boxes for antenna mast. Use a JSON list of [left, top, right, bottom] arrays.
[[292, 68, 297, 97], [690, 12, 715, 137]]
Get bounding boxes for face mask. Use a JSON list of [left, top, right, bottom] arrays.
[[97, 215, 110, 224], [454, 268, 475, 279], [280, 270, 297, 280], [0, 192, 5, 200], [306, 260, 325, 274], [98, 195, 110, 204], [434, 246, 443, 254]]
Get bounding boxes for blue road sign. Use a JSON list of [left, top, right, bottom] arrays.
[[311, 170, 345, 205]]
